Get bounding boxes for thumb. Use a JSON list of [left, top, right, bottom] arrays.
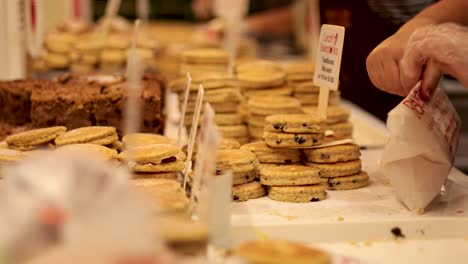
[[420, 59, 441, 101]]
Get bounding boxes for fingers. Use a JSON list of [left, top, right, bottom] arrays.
[[366, 49, 385, 89], [383, 55, 405, 96], [420, 60, 441, 101], [399, 39, 426, 94], [366, 40, 406, 96]]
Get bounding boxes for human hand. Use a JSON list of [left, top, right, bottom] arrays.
[[400, 23, 468, 100], [366, 33, 408, 97]]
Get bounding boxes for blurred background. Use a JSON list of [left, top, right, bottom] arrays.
[[53, 0, 468, 172], [2, 0, 467, 172]]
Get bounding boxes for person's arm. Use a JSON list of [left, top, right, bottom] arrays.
[[246, 6, 294, 36], [366, 0, 468, 97], [192, 0, 214, 20]]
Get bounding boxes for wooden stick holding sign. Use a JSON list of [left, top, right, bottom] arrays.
[[314, 25, 345, 119], [188, 103, 219, 215], [124, 20, 143, 136], [177, 73, 192, 147], [182, 85, 204, 190]]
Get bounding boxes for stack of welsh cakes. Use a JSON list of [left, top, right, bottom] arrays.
[[119, 133, 189, 214], [285, 63, 340, 106], [42, 32, 77, 70], [304, 143, 369, 190], [54, 126, 119, 148], [246, 96, 302, 141], [169, 72, 248, 143], [241, 141, 301, 165], [241, 141, 326, 202], [179, 48, 230, 76], [254, 114, 328, 202], [216, 149, 266, 202], [4, 126, 67, 151], [117, 143, 185, 181], [1, 126, 121, 161], [303, 105, 353, 138], [41, 28, 159, 73], [189, 137, 242, 164], [236, 60, 292, 99], [263, 114, 326, 148], [237, 61, 293, 137], [122, 133, 174, 149]]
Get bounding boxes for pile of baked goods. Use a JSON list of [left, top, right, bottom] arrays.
[[263, 113, 326, 148], [34, 19, 159, 73], [0, 125, 193, 215], [239, 110, 367, 203], [304, 144, 368, 190], [217, 148, 265, 202], [303, 105, 352, 138], [166, 55, 366, 203], [0, 14, 379, 262], [0, 72, 164, 140], [169, 68, 249, 144], [286, 63, 341, 106], [246, 96, 303, 141], [179, 48, 230, 76], [236, 60, 353, 141], [118, 144, 186, 180]]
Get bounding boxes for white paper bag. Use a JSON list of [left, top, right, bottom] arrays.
[[381, 83, 461, 211]]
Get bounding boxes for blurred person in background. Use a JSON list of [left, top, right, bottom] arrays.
[[366, 0, 468, 100], [192, 0, 435, 120], [319, 1, 435, 120], [193, 0, 294, 37], [193, 0, 297, 56]]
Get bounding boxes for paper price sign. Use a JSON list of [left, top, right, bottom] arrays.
[[313, 25, 345, 91]]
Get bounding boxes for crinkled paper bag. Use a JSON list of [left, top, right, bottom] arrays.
[[380, 84, 461, 211]]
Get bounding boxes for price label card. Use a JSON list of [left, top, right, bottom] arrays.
[[313, 24, 345, 91]]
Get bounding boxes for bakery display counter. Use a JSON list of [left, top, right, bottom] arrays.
[[228, 101, 468, 264], [165, 93, 468, 264]]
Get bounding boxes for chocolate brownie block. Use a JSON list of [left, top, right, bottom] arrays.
[[93, 73, 164, 134], [30, 73, 164, 134], [31, 75, 99, 129], [0, 80, 53, 125]]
